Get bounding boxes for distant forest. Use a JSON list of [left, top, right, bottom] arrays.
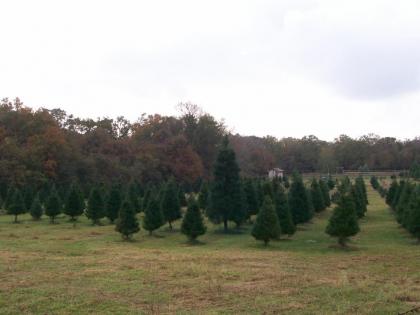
[[0, 98, 419, 189]]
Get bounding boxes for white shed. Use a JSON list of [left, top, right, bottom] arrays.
[[268, 168, 284, 179]]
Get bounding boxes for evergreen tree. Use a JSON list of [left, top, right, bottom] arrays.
[[115, 199, 140, 240], [244, 179, 259, 218], [106, 185, 122, 223], [8, 190, 26, 223], [143, 194, 165, 235], [209, 136, 246, 232], [64, 183, 85, 221], [386, 180, 399, 206], [181, 197, 207, 242], [29, 194, 43, 220], [160, 178, 182, 230], [198, 182, 209, 210], [310, 179, 326, 212], [283, 176, 290, 189], [86, 187, 105, 225], [45, 186, 62, 223], [251, 196, 281, 246], [325, 194, 360, 247], [319, 180, 331, 207], [288, 173, 313, 224], [274, 185, 296, 237]]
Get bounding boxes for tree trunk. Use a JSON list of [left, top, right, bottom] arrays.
[[223, 219, 228, 233], [338, 237, 347, 247], [14, 214, 17, 223], [169, 221, 173, 230], [264, 239, 269, 246]]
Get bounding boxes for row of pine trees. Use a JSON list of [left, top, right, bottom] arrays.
[[378, 177, 420, 242], [0, 136, 369, 246]]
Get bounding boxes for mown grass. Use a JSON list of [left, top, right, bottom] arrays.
[[0, 185, 419, 314]]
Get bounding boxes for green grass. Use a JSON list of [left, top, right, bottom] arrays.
[[0, 185, 419, 314]]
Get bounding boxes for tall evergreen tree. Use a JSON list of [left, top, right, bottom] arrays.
[[106, 185, 122, 223], [143, 194, 165, 235], [8, 190, 26, 223], [319, 180, 331, 207], [29, 194, 43, 220], [115, 199, 140, 240], [209, 136, 246, 232], [160, 178, 182, 230], [356, 177, 368, 205], [251, 196, 281, 246], [86, 187, 105, 225], [325, 194, 360, 247], [64, 183, 85, 221], [45, 186, 62, 223], [274, 185, 296, 237], [327, 176, 335, 190], [181, 197, 207, 242], [310, 179, 326, 212], [244, 179, 259, 218], [262, 181, 274, 199], [288, 173, 313, 224]]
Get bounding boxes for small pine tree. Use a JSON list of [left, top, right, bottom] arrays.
[[181, 197, 207, 242], [319, 180, 331, 207], [29, 195, 43, 220], [86, 187, 105, 225], [115, 200, 140, 240], [274, 186, 296, 237], [45, 187, 62, 223], [8, 190, 26, 223], [128, 181, 141, 212], [310, 179, 326, 212], [396, 182, 413, 225], [160, 179, 182, 230], [325, 194, 360, 247], [64, 183, 85, 221], [251, 196, 281, 246], [288, 173, 313, 224], [143, 194, 164, 235], [106, 185, 122, 223]]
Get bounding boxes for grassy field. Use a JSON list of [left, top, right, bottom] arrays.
[[0, 185, 419, 314]]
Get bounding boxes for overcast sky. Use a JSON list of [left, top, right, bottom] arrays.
[[1, 0, 420, 140]]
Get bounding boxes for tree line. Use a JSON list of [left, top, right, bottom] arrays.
[[2, 98, 420, 193]]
